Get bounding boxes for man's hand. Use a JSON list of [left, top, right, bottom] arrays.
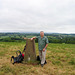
[[23, 37, 27, 39], [43, 44, 48, 52], [31, 37, 36, 40], [31, 38, 33, 40], [43, 48, 45, 52]]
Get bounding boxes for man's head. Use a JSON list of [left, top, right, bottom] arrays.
[[40, 31, 44, 37]]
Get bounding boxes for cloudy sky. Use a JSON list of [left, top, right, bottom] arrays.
[[0, 0, 75, 33]]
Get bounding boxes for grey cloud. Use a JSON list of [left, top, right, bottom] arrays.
[[0, 0, 75, 33]]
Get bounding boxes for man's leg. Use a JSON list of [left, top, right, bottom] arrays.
[[39, 50, 42, 61], [41, 49, 46, 65]]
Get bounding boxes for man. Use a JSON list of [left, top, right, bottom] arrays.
[[31, 31, 49, 67]]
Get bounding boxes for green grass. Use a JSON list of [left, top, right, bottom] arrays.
[[0, 42, 75, 75]]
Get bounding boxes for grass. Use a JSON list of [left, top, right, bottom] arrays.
[[0, 42, 75, 75]]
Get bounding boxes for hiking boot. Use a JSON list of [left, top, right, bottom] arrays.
[[44, 60, 47, 65], [41, 64, 44, 67]]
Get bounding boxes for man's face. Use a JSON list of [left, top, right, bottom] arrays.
[[40, 32, 44, 37]]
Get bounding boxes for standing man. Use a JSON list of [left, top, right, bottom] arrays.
[[31, 31, 49, 67]]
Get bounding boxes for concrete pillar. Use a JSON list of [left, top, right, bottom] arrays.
[[23, 38, 36, 63]]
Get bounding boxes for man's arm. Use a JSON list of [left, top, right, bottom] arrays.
[[43, 44, 48, 51], [23, 37, 36, 40], [43, 37, 49, 51], [44, 44, 48, 49], [31, 37, 36, 40]]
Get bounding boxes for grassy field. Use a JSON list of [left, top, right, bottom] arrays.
[[0, 42, 75, 75]]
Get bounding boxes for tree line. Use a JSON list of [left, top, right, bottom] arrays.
[[0, 33, 75, 44]]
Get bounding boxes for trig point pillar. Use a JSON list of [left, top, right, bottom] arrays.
[[23, 38, 36, 63]]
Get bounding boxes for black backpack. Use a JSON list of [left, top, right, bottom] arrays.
[[11, 45, 26, 65], [11, 50, 24, 64]]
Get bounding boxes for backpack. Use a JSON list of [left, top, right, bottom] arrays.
[[11, 45, 26, 65], [11, 50, 24, 64]]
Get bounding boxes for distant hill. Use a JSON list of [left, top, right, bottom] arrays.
[[0, 33, 75, 44]]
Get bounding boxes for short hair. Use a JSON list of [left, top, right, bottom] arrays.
[[40, 31, 44, 33]]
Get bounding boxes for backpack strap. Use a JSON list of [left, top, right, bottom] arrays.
[[16, 50, 21, 57], [22, 43, 27, 53], [11, 56, 15, 65]]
